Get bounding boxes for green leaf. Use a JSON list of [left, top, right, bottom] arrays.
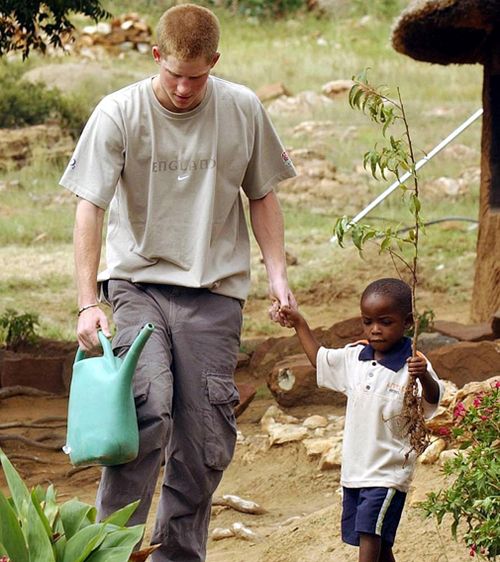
[[85, 546, 134, 562], [99, 525, 144, 549], [31, 489, 53, 541], [62, 524, 107, 562], [0, 448, 31, 518], [0, 489, 29, 562], [26, 494, 56, 562], [60, 499, 97, 540], [101, 500, 140, 527]]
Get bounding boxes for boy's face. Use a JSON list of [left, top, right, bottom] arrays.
[[152, 46, 219, 112], [360, 293, 412, 353]]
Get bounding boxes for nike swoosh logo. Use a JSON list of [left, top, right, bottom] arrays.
[[178, 174, 190, 181]]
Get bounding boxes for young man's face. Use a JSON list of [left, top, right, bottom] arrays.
[[360, 293, 412, 353], [152, 46, 219, 112]]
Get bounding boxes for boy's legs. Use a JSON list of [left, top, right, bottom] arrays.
[[359, 534, 395, 562], [342, 487, 405, 562]]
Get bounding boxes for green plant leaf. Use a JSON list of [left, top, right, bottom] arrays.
[[85, 546, 135, 562], [101, 500, 140, 527], [0, 489, 29, 562], [31, 489, 53, 541], [0, 448, 31, 518], [100, 525, 144, 549], [62, 523, 107, 562], [26, 494, 56, 562], [60, 499, 97, 540]]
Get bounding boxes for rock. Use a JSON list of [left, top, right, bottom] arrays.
[[439, 449, 460, 465], [426, 405, 453, 435], [321, 79, 354, 97], [318, 441, 343, 470], [427, 341, 500, 388], [234, 382, 256, 418], [267, 354, 346, 408], [433, 320, 495, 342], [302, 414, 328, 429], [212, 527, 234, 541], [256, 82, 291, 102], [440, 379, 459, 407], [1, 355, 66, 394], [492, 310, 500, 337], [260, 405, 300, 431], [267, 422, 309, 446], [267, 91, 333, 117], [321, 317, 365, 347], [236, 352, 250, 369], [0, 124, 74, 170], [231, 522, 259, 542], [303, 436, 341, 458], [417, 332, 459, 355], [418, 438, 447, 464], [451, 376, 500, 410]]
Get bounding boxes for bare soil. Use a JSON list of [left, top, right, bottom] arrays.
[[0, 291, 473, 561]]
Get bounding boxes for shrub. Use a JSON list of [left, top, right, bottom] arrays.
[[0, 449, 148, 561], [0, 63, 90, 135], [420, 382, 500, 560], [209, 0, 307, 19], [0, 308, 39, 350]]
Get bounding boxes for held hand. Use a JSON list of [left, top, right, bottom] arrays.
[[267, 280, 298, 327], [407, 355, 428, 379], [76, 306, 111, 351], [279, 305, 304, 329]]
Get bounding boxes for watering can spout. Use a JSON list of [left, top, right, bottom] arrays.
[[120, 323, 154, 382]]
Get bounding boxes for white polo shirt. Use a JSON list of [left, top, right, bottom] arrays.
[[316, 339, 443, 492]]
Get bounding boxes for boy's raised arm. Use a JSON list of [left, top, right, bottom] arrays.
[[280, 306, 320, 367]]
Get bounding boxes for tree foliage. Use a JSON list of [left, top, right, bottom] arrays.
[[0, 0, 110, 59]]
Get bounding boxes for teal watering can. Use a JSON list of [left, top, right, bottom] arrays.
[[64, 323, 154, 466]]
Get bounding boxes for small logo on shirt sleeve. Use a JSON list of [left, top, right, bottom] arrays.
[[281, 150, 293, 167], [69, 158, 77, 170]]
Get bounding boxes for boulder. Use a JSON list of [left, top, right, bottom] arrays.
[[417, 332, 459, 355], [267, 354, 346, 408], [427, 341, 500, 388], [256, 82, 291, 103], [234, 383, 256, 418], [433, 320, 495, 342], [321, 79, 354, 97]]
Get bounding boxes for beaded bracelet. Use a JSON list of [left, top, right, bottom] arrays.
[[78, 303, 99, 316]]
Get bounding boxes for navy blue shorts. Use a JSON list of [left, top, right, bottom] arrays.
[[341, 487, 406, 547]]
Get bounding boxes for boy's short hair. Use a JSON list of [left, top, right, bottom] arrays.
[[156, 4, 220, 61], [361, 278, 413, 317]]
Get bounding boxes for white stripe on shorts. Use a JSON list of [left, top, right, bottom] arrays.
[[375, 488, 396, 535]]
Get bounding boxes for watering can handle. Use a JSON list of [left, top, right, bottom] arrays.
[[74, 330, 114, 364]]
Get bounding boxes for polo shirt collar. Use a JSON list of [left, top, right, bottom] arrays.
[[358, 337, 412, 372]]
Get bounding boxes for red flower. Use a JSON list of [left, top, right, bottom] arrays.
[[454, 401, 466, 419], [492, 380, 500, 389], [473, 395, 483, 408], [437, 426, 451, 436], [470, 544, 477, 557]]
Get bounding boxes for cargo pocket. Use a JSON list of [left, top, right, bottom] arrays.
[[203, 372, 240, 471], [112, 325, 151, 409]]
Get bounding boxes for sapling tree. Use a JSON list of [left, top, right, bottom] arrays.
[[334, 70, 429, 459]]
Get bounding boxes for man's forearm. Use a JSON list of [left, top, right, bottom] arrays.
[[249, 190, 287, 282], [74, 198, 105, 307]]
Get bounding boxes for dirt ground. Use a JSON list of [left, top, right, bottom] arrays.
[[0, 290, 474, 562]]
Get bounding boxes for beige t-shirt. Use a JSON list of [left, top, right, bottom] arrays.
[[60, 76, 296, 300]]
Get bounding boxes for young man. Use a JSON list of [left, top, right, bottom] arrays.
[[60, 5, 297, 561], [281, 278, 443, 562]]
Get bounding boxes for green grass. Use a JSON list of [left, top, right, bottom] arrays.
[[0, 3, 484, 340]]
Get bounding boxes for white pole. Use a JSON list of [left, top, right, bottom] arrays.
[[330, 107, 483, 243]]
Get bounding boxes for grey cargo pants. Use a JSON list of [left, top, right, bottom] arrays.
[[96, 280, 242, 562]]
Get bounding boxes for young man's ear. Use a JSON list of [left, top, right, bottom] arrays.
[[210, 52, 220, 68], [152, 45, 161, 63]]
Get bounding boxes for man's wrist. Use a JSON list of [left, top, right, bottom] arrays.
[[78, 303, 100, 316]]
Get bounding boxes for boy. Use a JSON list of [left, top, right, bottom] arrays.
[[280, 278, 443, 562]]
